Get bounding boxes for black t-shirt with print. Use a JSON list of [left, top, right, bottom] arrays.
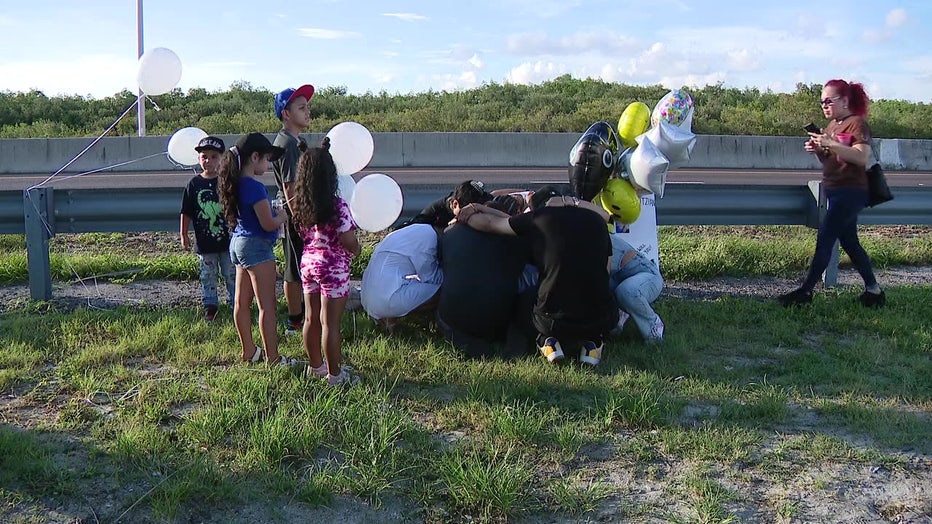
[[508, 206, 617, 340], [180, 175, 231, 254]]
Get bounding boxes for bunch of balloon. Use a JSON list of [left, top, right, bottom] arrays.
[[612, 90, 697, 267], [627, 89, 698, 198], [324, 121, 404, 232], [326, 121, 375, 205]]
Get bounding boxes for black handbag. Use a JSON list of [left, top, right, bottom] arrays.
[[866, 163, 893, 207]]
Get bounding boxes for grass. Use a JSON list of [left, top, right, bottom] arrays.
[[0, 227, 930, 522], [2, 225, 931, 284]]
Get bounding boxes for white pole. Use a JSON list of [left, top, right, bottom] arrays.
[[136, 0, 146, 136]]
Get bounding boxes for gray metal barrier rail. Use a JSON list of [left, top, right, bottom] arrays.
[[12, 183, 932, 300]]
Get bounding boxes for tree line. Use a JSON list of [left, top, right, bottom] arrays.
[[1, 76, 929, 139]]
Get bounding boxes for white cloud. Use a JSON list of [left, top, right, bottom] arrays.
[[433, 70, 479, 91], [506, 61, 567, 85], [902, 55, 932, 75], [861, 28, 889, 44], [0, 55, 135, 97], [382, 51, 399, 58], [468, 54, 484, 69], [886, 8, 908, 27], [382, 13, 427, 22], [297, 28, 361, 39], [496, 0, 584, 18], [505, 32, 639, 56], [728, 49, 762, 72]]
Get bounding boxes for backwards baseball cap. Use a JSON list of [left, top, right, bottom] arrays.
[[194, 136, 225, 153], [529, 184, 566, 210], [232, 132, 285, 162], [452, 179, 492, 207], [274, 84, 315, 120]]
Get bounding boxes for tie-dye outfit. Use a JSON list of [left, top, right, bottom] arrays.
[[298, 196, 356, 298]]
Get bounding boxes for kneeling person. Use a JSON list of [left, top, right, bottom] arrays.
[[457, 186, 618, 365]]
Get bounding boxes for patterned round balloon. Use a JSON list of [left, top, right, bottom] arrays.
[[651, 89, 694, 127]]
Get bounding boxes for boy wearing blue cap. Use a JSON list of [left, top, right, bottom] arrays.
[[272, 84, 315, 334]]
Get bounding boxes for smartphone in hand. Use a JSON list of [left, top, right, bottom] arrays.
[[803, 123, 821, 134]]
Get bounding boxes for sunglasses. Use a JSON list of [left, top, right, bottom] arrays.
[[820, 96, 841, 106]]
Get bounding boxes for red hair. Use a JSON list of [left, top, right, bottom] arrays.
[[825, 79, 869, 117]]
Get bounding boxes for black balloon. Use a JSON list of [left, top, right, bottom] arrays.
[[568, 121, 618, 201]]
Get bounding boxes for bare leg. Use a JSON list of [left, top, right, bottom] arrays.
[[233, 265, 256, 360], [321, 294, 349, 376], [246, 260, 281, 365], [303, 292, 323, 368], [285, 280, 304, 316]]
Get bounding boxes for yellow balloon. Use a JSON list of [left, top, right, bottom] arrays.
[[599, 178, 641, 224], [617, 102, 651, 149]]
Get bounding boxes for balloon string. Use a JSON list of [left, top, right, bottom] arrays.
[[27, 98, 140, 191], [51, 152, 171, 182]]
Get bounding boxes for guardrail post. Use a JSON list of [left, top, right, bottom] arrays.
[[23, 187, 54, 300], [807, 180, 839, 287]]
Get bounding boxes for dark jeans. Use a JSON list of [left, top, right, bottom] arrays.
[[802, 186, 877, 291], [436, 288, 537, 360]]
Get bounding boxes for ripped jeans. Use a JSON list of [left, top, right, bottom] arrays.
[[198, 252, 235, 307], [610, 260, 664, 341]]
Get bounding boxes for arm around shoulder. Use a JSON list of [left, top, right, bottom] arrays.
[[465, 211, 516, 236]]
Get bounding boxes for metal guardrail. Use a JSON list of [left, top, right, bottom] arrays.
[[11, 183, 932, 300]]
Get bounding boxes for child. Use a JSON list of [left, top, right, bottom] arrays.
[[291, 138, 361, 385], [216, 132, 292, 366], [180, 136, 235, 321], [272, 84, 315, 335]]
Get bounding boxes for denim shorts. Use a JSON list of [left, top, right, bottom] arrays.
[[229, 236, 276, 269]]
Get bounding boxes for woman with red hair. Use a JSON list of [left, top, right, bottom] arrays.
[[778, 79, 885, 308]]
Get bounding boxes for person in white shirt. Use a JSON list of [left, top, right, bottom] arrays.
[[361, 224, 443, 330]]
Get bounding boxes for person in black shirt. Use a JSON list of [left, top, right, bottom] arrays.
[[456, 186, 618, 366], [398, 179, 492, 229], [180, 136, 235, 321], [437, 195, 533, 359]]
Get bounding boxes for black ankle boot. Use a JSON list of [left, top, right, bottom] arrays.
[[777, 288, 813, 307], [859, 290, 886, 308]]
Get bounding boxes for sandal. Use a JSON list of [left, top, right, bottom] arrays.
[[326, 369, 361, 386], [305, 361, 329, 379], [270, 355, 299, 368], [242, 346, 264, 363]]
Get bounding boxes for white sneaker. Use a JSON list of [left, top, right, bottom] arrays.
[[306, 361, 329, 379], [327, 369, 361, 386], [648, 316, 664, 342], [610, 309, 630, 336], [537, 336, 564, 363], [579, 340, 604, 366]]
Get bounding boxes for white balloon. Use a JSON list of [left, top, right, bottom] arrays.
[[337, 174, 357, 204], [167, 127, 208, 167], [326, 122, 374, 176], [350, 173, 403, 232], [628, 137, 670, 198], [637, 121, 696, 166], [137, 48, 182, 96]]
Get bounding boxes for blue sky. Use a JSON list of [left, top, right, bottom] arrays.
[[1, 1, 929, 102]]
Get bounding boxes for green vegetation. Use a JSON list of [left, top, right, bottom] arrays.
[[1, 283, 929, 521], [0, 229, 930, 521], [2, 77, 930, 138], [2, 226, 930, 285]]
